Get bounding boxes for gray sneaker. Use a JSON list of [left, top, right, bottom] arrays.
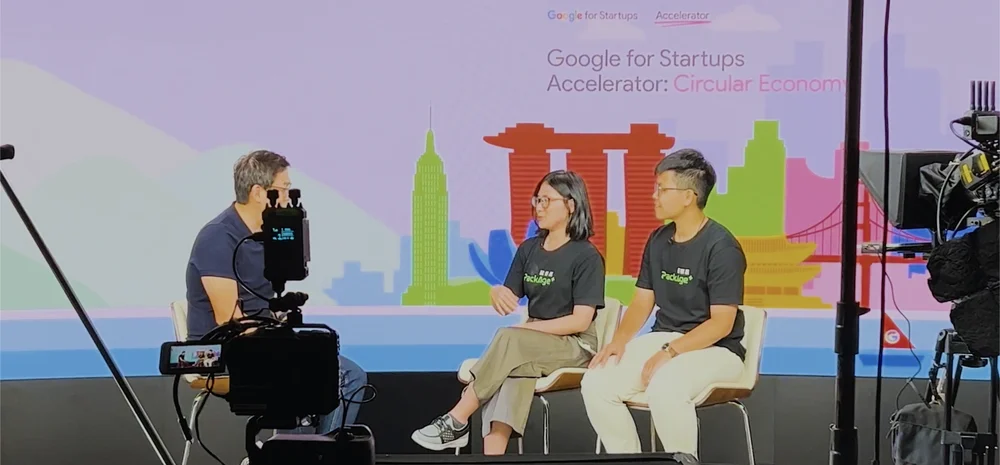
[[411, 414, 469, 451]]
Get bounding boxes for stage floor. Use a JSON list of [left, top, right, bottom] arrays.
[[376, 453, 749, 465]]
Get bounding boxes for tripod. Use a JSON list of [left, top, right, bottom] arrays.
[[1, 145, 177, 465], [924, 329, 999, 465]]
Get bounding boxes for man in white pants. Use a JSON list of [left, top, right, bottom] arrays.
[[581, 149, 747, 457]]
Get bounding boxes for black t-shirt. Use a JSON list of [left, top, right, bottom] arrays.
[[504, 237, 606, 320], [636, 219, 748, 360]]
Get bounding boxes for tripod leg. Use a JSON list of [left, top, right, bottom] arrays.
[[988, 357, 998, 465], [952, 360, 964, 403], [944, 333, 956, 465], [925, 330, 948, 404]]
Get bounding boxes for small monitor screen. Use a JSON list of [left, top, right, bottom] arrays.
[[169, 344, 222, 370]]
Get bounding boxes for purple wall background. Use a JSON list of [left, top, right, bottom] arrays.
[[1, 0, 997, 377], [4, 0, 994, 239]]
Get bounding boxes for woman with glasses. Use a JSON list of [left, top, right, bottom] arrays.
[[411, 170, 606, 455]]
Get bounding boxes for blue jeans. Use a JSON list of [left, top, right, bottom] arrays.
[[279, 355, 368, 435]]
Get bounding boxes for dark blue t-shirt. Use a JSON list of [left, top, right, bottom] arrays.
[[185, 205, 274, 341]]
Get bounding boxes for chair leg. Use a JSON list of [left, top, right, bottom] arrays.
[[731, 400, 755, 465], [595, 436, 602, 454], [696, 417, 701, 458], [539, 395, 551, 455], [517, 437, 524, 454], [649, 412, 657, 452], [182, 391, 209, 465]]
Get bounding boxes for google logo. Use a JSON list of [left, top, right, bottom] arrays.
[[548, 10, 586, 22]]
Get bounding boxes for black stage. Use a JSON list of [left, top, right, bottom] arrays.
[[377, 453, 744, 464]]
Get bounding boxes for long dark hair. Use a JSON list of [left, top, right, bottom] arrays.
[[532, 170, 595, 242]]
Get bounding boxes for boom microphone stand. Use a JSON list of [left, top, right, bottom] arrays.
[[831, 0, 867, 464], [0, 145, 177, 465]]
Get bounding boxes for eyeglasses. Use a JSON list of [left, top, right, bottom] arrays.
[[531, 196, 567, 209], [654, 186, 694, 197]]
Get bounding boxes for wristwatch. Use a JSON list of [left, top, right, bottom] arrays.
[[661, 343, 679, 357]]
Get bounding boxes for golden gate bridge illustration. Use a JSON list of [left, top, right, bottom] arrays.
[[485, 122, 925, 350]]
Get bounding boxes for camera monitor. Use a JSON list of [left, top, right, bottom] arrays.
[[159, 341, 225, 375], [859, 150, 960, 230]]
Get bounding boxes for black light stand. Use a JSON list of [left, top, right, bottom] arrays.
[[831, 0, 868, 464], [0, 145, 177, 465]]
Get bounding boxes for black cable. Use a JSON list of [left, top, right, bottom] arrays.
[[234, 235, 271, 303], [949, 121, 1000, 158], [336, 384, 378, 438], [172, 375, 193, 442], [953, 205, 982, 234], [871, 1, 891, 460], [885, 273, 928, 411], [199, 315, 279, 345], [193, 374, 226, 465], [229, 298, 243, 322], [935, 150, 975, 244]]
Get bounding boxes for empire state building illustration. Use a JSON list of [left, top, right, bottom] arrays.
[[402, 109, 450, 305]]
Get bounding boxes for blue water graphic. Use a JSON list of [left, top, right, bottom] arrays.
[[1, 314, 986, 381]]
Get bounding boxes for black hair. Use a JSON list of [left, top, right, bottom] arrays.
[[532, 170, 595, 242], [654, 148, 717, 209]]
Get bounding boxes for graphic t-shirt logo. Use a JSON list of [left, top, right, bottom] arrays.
[[524, 270, 556, 286], [660, 267, 693, 285]]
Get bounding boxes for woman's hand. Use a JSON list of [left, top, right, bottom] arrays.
[[589, 340, 626, 368], [489, 285, 519, 316]]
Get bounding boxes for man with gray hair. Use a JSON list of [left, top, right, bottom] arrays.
[[184, 149, 368, 437]]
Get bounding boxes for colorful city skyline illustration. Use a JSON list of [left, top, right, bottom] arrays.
[[328, 116, 932, 329]]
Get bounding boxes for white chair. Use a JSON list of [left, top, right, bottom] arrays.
[[596, 306, 767, 465], [456, 298, 623, 455], [169, 301, 231, 465]]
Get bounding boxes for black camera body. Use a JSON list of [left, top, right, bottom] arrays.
[[923, 81, 1000, 358], [955, 81, 1000, 215], [262, 188, 310, 289], [225, 324, 340, 421], [859, 81, 999, 357], [228, 188, 340, 425], [163, 188, 372, 465]]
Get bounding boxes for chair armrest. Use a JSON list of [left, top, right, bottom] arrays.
[[457, 358, 478, 384], [534, 368, 587, 393]]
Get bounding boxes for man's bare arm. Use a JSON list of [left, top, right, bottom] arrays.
[[667, 304, 738, 354], [201, 276, 244, 325], [610, 288, 656, 344]]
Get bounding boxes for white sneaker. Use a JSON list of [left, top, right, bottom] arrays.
[[411, 414, 469, 451]]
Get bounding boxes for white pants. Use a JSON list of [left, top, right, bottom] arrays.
[[580, 331, 743, 456]]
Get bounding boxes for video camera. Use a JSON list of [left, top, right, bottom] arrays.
[[160, 189, 374, 465], [859, 81, 998, 465], [859, 79, 998, 357]]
